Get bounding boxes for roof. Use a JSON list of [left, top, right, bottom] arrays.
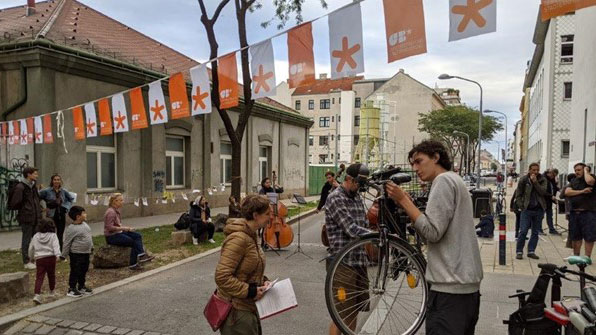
[[292, 76, 364, 96], [523, 9, 551, 90], [365, 70, 447, 108]]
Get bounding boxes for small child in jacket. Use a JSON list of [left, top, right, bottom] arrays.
[[62, 206, 94, 298], [475, 210, 495, 238], [28, 218, 61, 304]]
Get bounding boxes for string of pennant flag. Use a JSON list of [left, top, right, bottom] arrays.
[[0, 0, 588, 149]]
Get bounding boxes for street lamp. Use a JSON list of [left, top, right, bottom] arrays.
[[485, 110, 508, 188], [453, 130, 470, 176], [439, 74, 484, 187]]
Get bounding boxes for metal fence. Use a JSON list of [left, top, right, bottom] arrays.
[[0, 158, 29, 231]]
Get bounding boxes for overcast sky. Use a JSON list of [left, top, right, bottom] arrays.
[[4, 0, 542, 159]]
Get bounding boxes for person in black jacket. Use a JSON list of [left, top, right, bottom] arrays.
[[510, 189, 521, 238], [189, 196, 215, 244], [10, 167, 42, 269], [316, 171, 339, 213], [542, 169, 561, 235]]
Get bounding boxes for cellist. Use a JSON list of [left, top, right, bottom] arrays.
[[258, 175, 283, 249]]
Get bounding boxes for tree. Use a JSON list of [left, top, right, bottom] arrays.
[[418, 105, 503, 175], [197, 0, 326, 199], [491, 162, 498, 171]]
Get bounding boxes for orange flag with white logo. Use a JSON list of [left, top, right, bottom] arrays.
[[383, 0, 427, 63], [129, 87, 149, 130], [44, 114, 53, 143], [98, 98, 113, 135], [541, 0, 596, 21], [287, 22, 315, 88], [218, 53, 239, 110], [73, 106, 85, 140], [26, 118, 34, 144], [169, 72, 190, 119], [1, 123, 6, 145]]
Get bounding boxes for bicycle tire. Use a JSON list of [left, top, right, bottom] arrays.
[[325, 233, 428, 335]]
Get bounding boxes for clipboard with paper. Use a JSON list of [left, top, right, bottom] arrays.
[[255, 278, 298, 320]]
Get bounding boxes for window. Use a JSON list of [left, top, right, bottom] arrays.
[[338, 135, 341, 141], [331, 154, 334, 160], [354, 115, 360, 127], [331, 116, 335, 122], [309, 136, 314, 146], [220, 143, 232, 184], [332, 98, 335, 104], [87, 136, 116, 191], [308, 154, 312, 164], [320, 99, 330, 109], [564, 82, 572, 100], [319, 154, 328, 163], [355, 97, 361, 108], [561, 35, 574, 63], [319, 136, 329, 146], [295, 100, 301, 110], [338, 116, 341, 122], [308, 100, 314, 110], [259, 146, 269, 183], [331, 135, 334, 141], [354, 135, 359, 146], [319, 117, 330, 127], [166, 136, 185, 188], [561, 140, 570, 158]]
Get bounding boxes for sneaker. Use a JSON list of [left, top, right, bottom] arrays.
[[192, 237, 199, 245], [208, 239, 216, 244], [527, 253, 540, 260], [516, 253, 523, 260], [24, 262, 36, 270], [550, 230, 561, 235], [129, 263, 143, 270], [78, 287, 93, 295], [67, 289, 83, 298], [539, 231, 547, 236], [48, 290, 55, 297], [138, 254, 154, 263], [33, 294, 42, 305]]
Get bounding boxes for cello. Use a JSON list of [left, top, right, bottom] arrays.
[[264, 171, 294, 250]]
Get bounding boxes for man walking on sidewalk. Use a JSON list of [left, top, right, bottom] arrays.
[[543, 169, 561, 235], [515, 163, 548, 260], [565, 163, 596, 258]]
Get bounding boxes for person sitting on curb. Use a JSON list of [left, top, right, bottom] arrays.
[[189, 196, 216, 244], [475, 210, 494, 238]]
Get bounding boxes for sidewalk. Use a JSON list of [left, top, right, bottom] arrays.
[[0, 195, 320, 251]]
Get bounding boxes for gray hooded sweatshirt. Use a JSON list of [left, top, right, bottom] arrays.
[[28, 232, 61, 261]]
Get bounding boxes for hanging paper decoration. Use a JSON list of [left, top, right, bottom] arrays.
[[541, 0, 596, 21], [98, 98, 113, 136], [129, 87, 149, 130], [1, 123, 7, 145], [218, 52, 239, 110], [250, 40, 277, 99], [287, 22, 316, 88], [190, 65, 211, 115], [19, 119, 28, 145], [26, 118, 34, 144], [34, 116, 43, 144], [84, 103, 97, 138], [169, 72, 190, 119], [8, 121, 16, 145], [148, 80, 168, 125], [111, 93, 129, 133], [43, 114, 54, 143], [73, 107, 85, 140], [329, 3, 364, 79], [449, 0, 496, 41], [383, 0, 427, 62]]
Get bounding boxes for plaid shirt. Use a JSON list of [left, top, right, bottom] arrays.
[[325, 185, 371, 267]]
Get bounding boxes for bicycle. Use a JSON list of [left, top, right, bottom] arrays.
[[324, 169, 428, 335]]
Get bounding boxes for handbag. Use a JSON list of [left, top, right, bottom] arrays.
[[203, 290, 232, 331]]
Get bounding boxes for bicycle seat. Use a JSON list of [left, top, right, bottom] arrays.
[[566, 256, 592, 266]]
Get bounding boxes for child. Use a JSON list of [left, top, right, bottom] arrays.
[[475, 210, 495, 238], [62, 206, 94, 297], [28, 218, 61, 304]]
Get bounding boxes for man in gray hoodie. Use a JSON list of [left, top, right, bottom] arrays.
[[387, 140, 483, 335]]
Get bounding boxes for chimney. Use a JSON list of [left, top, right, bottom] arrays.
[[319, 73, 328, 80], [26, 0, 35, 16]]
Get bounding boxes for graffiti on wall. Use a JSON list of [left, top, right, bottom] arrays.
[[153, 170, 165, 193]]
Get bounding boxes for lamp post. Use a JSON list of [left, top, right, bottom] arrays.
[[453, 130, 470, 176], [439, 74, 483, 187], [485, 110, 508, 188]]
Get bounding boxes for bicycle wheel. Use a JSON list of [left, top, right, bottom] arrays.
[[325, 234, 428, 335]]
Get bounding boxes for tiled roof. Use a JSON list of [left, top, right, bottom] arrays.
[[292, 76, 364, 96]]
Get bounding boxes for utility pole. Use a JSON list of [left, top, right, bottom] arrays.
[[393, 136, 397, 165], [327, 131, 331, 164], [334, 114, 339, 171], [365, 117, 370, 166]]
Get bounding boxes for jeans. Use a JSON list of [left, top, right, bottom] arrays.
[[35, 256, 56, 294], [69, 253, 90, 290], [21, 224, 35, 264], [516, 209, 545, 254], [106, 232, 145, 265], [193, 222, 215, 240], [544, 205, 556, 232]]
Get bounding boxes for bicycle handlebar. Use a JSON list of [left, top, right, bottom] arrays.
[[538, 263, 596, 282]]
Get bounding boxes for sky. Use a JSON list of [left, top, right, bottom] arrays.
[[3, 0, 542, 159]]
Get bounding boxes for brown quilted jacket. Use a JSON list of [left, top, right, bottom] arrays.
[[215, 218, 266, 312]]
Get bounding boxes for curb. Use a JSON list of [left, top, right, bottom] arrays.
[[287, 208, 318, 225]]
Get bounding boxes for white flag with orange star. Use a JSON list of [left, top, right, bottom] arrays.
[[449, 0, 496, 42], [34, 116, 43, 144], [19, 119, 28, 145], [148, 80, 168, 125], [111, 93, 129, 133], [84, 103, 97, 138], [190, 65, 212, 115], [250, 40, 277, 99], [329, 2, 364, 79]]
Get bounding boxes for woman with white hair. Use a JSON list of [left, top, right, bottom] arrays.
[[189, 196, 215, 244]]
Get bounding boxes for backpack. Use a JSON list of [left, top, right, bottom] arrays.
[[6, 180, 22, 211], [174, 213, 191, 230]]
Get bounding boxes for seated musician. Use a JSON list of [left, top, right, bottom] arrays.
[[258, 177, 283, 195]]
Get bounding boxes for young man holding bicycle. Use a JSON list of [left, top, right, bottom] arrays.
[[565, 163, 596, 257], [386, 140, 483, 335]]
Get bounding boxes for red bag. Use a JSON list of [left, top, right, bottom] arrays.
[[203, 290, 232, 331]]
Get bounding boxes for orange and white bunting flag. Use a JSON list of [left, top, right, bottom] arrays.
[[449, 0, 496, 41], [190, 64, 211, 115], [111, 93, 129, 133], [169, 72, 190, 119], [129, 87, 149, 130], [148, 80, 168, 125], [383, 0, 427, 62], [8, 121, 16, 145], [1, 123, 6, 145], [19, 119, 28, 145], [329, 3, 364, 79], [73, 106, 85, 140], [98, 98, 113, 136], [541, 0, 596, 21], [218, 52, 239, 110], [84, 103, 97, 138], [26, 118, 34, 144], [43, 114, 53, 143], [34, 116, 43, 144], [250, 40, 276, 99], [287, 22, 315, 88]]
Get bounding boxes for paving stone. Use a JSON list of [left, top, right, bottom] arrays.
[[4, 320, 30, 335], [64, 331, 84, 335], [125, 331, 144, 335], [28, 315, 51, 323], [96, 326, 117, 334], [143, 333, 159, 335], [22, 322, 43, 333], [57, 320, 76, 328], [49, 328, 68, 335], [83, 324, 102, 332], [44, 318, 63, 326], [82, 333, 99, 335], [69, 322, 89, 330], [35, 325, 56, 334], [111, 328, 131, 335]]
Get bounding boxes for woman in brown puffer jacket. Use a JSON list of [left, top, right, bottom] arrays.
[[215, 194, 271, 335]]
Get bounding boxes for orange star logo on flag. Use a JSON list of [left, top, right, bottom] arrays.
[[192, 86, 209, 110], [21, 133, 27, 143], [252, 65, 273, 94], [35, 131, 41, 142], [452, 0, 493, 32], [331, 36, 361, 73], [114, 111, 127, 129], [86, 120, 96, 135], [151, 100, 165, 121]]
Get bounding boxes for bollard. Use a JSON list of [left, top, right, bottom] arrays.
[[499, 213, 506, 265]]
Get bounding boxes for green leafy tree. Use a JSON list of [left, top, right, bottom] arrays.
[[491, 162, 498, 171]]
